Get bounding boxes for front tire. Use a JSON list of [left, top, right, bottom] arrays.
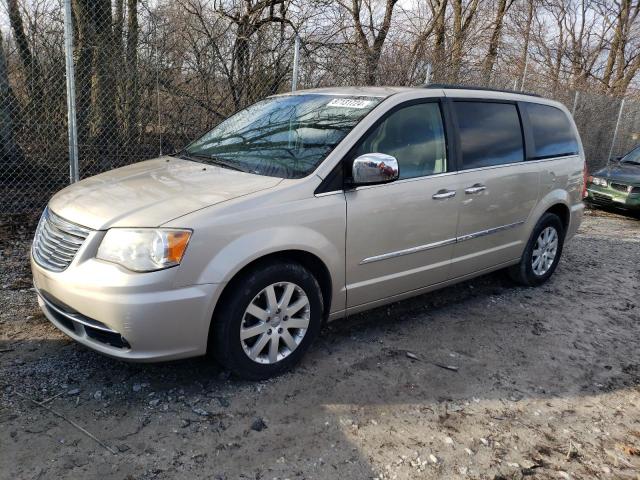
[[211, 261, 323, 380], [508, 213, 565, 286]]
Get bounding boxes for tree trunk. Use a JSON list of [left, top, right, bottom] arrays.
[[602, 1, 627, 90], [7, 0, 41, 97], [450, 0, 480, 83], [124, 0, 139, 143], [113, 0, 125, 125], [92, 0, 119, 163], [481, 0, 511, 85], [350, 0, 398, 85], [7, 0, 43, 140], [518, 0, 534, 90], [233, 19, 251, 109], [0, 32, 24, 171], [432, 0, 448, 83], [71, 0, 95, 148], [451, 1, 463, 82]]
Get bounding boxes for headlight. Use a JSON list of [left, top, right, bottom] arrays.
[[591, 177, 607, 187], [97, 229, 192, 272]]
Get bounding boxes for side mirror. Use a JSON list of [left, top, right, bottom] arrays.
[[351, 153, 399, 185]]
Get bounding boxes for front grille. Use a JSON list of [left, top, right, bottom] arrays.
[[32, 208, 92, 272], [591, 192, 612, 204], [610, 182, 629, 193]]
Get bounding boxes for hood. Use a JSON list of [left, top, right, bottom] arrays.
[[49, 157, 282, 229], [593, 162, 640, 185]]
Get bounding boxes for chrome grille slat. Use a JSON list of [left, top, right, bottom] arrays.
[[43, 220, 85, 246], [32, 208, 93, 272], [36, 242, 73, 263], [38, 233, 77, 256], [42, 230, 85, 251], [35, 241, 71, 262], [34, 248, 68, 268]]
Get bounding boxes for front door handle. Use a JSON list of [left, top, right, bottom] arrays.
[[432, 189, 456, 200], [465, 184, 486, 194]]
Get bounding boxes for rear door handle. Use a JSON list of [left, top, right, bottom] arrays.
[[432, 189, 456, 200], [465, 184, 486, 194]]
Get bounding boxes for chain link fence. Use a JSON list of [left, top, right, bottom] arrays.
[[2, 0, 639, 215]]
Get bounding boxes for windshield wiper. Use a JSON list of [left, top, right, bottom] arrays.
[[177, 153, 249, 173]]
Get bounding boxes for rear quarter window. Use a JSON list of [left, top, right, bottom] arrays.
[[522, 103, 579, 159]]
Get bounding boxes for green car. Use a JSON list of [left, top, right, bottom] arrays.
[[587, 144, 640, 211]]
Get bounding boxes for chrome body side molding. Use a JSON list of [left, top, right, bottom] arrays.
[[360, 237, 457, 264], [360, 220, 525, 265], [456, 220, 525, 243]]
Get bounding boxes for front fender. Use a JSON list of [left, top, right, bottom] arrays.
[[196, 226, 342, 286]]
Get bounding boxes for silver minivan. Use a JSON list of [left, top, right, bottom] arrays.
[[31, 86, 586, 379]]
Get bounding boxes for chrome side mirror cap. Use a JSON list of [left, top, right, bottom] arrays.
[[351, 153, 399, 185]]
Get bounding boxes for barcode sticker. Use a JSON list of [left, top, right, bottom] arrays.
[[326, 98, 373, 109]]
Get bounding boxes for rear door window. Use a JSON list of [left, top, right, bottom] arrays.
[[453, 102, 524, 170], [522, 102, 579, 159]]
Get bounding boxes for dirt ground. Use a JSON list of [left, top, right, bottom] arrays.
[[1, 207, 639, 480]]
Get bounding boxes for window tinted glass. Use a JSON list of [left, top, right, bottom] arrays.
[[185, 94, 381, 179], [523, 102, 579, 159], [354, 102, 447, 179], [454, 102, 524, 169], [621, 145, 640, 165]]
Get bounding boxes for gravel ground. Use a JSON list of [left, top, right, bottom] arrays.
[[1, 208, 639, 480]]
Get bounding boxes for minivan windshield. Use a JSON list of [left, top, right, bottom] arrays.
[[620, 145, 640, 165], [183, 94, 382, 178]]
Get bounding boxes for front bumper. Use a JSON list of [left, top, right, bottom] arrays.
[[31, 252, 221, 362], [587, 186, 640, 210]]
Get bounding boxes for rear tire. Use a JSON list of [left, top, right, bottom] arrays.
[[211, 261, 323, 380], [508, 213, 565, 286]]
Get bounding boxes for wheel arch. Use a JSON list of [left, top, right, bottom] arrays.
[[208, 249, 333, 348], [528, 188, 572, 235], [544, 203, 571, 234]]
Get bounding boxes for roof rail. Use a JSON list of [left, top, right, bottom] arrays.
[[423, 83, 541, 98]]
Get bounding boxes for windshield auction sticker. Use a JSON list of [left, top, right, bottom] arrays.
[[326, 98, 373, 109]]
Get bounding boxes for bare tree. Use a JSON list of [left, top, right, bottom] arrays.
[[0, 32, 24, 168], [338, 0, 399, 85], [71, 0, 96, 145], [600, 0, 640, 95], [481, 0, 515, 84], [430, 0, 448, 83], [7, 0, 42, 98], [564, 0, 609, 90], [3, 0, 640, 214], [93, 0, 119, 156], [516, 0, 536, 90], [124, 0, 139, 141], [215, 0, 296, 107]]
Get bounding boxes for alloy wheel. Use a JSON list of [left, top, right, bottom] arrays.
[[532, 226, 558, 276], [240, 282, 310, 364]]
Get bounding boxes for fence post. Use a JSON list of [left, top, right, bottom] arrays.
[[63, 0, 79, 183], [291, 34, 300, 92], [608, 98, 625, 162], [520, 53, 529, 92], [572, 91, 579, 116], [425, 63, 432, 85]]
